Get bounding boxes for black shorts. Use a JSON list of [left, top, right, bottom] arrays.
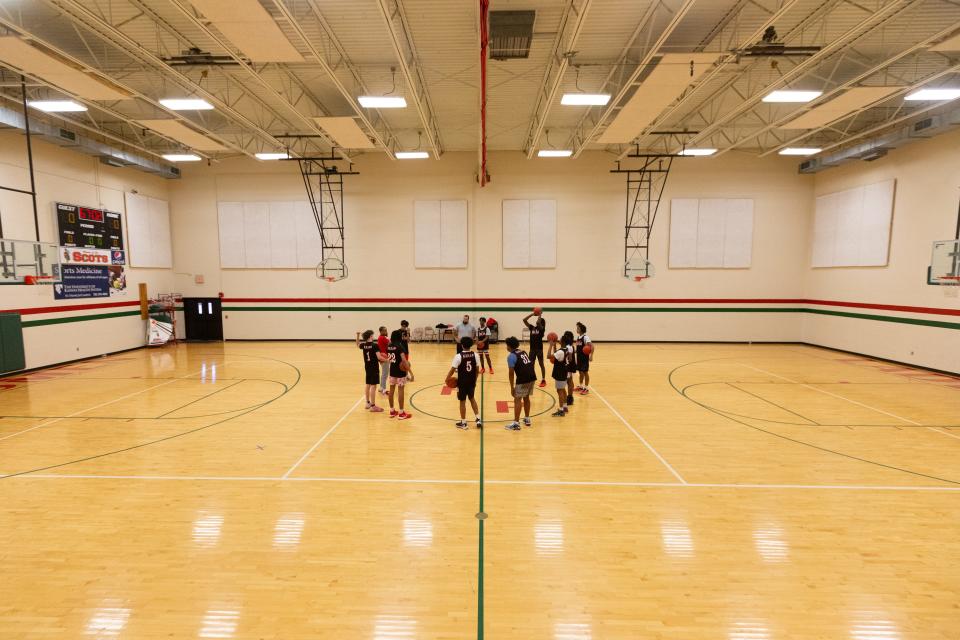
[[529, 345, 543, 358], [365, 368, 380, 385], [577, 360, 589, 372], [457, 385, 476, 401]]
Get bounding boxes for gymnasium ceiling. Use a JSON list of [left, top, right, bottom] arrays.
[[1, 0, 960, 165]]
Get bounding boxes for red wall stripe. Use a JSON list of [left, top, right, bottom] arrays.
[[3, 300, 140, 316]]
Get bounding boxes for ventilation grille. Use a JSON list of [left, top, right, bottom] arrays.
[[489, 11, 535, 60]]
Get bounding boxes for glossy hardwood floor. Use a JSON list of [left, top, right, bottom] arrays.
[[1, 341, 958, 639]]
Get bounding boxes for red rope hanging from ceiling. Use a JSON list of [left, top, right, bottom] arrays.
[[479, 0, 489, 186]]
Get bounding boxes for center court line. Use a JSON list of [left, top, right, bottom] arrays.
[[590, 388, 688, 484], [0, 366, 209, 443], [281, 397, 364, 479], [6, 473, 960, 491], [740, 364, 960, 444]]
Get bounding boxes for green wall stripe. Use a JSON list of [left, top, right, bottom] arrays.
[[16, 305, 960, 331], [21, 310, 141, 327]]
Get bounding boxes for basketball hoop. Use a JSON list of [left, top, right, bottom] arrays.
[[633, 276, 647, 282], [942, 275, 960, 285], [316, 256, 348, 282]]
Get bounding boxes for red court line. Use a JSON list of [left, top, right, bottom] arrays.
[[496, 401, 510, 413], [440, 386, 452, 396]]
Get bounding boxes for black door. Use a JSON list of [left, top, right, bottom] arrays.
[[183, 297, 223, 341]]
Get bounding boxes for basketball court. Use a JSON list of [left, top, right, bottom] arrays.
[[2, 0, 960, 637]]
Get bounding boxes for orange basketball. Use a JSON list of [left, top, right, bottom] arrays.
[[477, 340, 487, 350], [582, 344, 593, 356], [446, 375, 458, 388], [400, 360, 410, 372], [546, 331, 558, 342], [549, 354, 556, 363], [533, 306, 542, 315]]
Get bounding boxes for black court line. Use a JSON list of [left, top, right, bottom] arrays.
[[668, 357, 960, 486], [725, 383, 821, 425], [408, 381, 556, 424], [156, 379, 247, 418], [0, 354, 301, 481]]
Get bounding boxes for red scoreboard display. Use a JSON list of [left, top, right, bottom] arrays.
[[56, 202, 124, 251]]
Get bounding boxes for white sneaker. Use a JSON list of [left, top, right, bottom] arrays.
[[522, 417, 531, 427]]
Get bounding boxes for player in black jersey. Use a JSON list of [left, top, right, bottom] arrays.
[[574, 322, 593, 394], [386, 329, 413, 420], [563, 330, 577, 408], [399, 320, 414, 382], [446, 337, 482, 429], [522, 311, 547, 387], [547, 332, 573, 416], [356, 329, 385, 413], [476, 317, 493, 374], [504, 336, 537, 430]]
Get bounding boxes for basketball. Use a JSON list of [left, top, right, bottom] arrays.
[[446, 375, 458, 388], [477, 340, 487, 350], [582, 344, 593, 355], [533, 306, 542, 315], [549, 354, 556, 363], [400, 360, 410, 372], [547, 331, 558, 342]]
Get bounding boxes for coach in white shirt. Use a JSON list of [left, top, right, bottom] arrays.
[[455, 315, 476, 352]]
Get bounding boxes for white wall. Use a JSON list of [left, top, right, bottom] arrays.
[[804, 129, 960, 373], [0, 131, 174, 369], [168, 151, 812, 342]]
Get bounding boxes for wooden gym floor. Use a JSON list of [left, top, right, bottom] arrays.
[[1, 341, 958, 639]]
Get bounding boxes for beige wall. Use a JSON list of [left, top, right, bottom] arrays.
[[804, 129, 960, 372], [0, 131, 174, 369], [169, 150, 812, 343]]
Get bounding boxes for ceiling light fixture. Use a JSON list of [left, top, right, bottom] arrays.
[[561, 93, 611, 106], [160, 98, 214, 110], [537, 149, 573, 157], [255, 152, 289, 160], [679, 148, 717, 156], [396, 151, 429, 159], [27, 100, 87, 112], [162, 153, 202, 162], [762, 90, 823, 103], [904, 88, 960, 101], [778, 147, 821, 156], [358, 96, 407, 108]]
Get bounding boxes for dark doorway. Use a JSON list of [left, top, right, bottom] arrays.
[[183, 298, 223, 342]]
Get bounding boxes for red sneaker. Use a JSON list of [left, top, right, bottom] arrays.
[[579, 388, 589, 395], [398, 412, 412, 420], [538, 380, 546, 388], [480, 368, 486, 374], [489, 368, 494, 375], [370, 405, 384, 413], [389, 409, 398, 418]]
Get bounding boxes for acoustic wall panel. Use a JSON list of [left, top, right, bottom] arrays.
[[414, 200, 468, 268], [669, 198, 754, 269], [218, 201, 322, 269], [502, 199, 556, 268], [125, 192, 173, 268], [812, 179, 894, 267]]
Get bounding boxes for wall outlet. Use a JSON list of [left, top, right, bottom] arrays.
[[195, 274, 205, 284]]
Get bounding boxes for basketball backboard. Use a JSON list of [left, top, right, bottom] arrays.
[[0, 238, 62, 284], [928, 239, 960, 285]]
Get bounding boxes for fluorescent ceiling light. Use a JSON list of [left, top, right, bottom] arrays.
[[0, 37, 130, 101], [561, 93, 610, 106], [395, 151, 429, 159], [904, 88, 960, 101], [537, 149, 573, 157], [314, 116, 375, 149], [781, 86, 902, 130], [679, 148, 716, 156], [762, 90, 823, 103], [28, 100, 86, 112], [162, 154, 201, 162], [598, 53, 720, 144], [778, 147, 821, 156], [188, 0, 304, 63], [136, 119, 228, 151], [160, 98, 214, 111], [255, 152, 289, 160], [358, 96, 407, 108]]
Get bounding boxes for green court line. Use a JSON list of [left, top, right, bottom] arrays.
[[477, 371, 486, 640]]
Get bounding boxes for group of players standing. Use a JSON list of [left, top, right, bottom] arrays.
[[357, 309, 594, 430]]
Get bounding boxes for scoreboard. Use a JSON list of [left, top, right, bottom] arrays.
[[55, 202, 124, 251]]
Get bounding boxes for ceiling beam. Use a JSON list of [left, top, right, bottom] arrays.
[[569, 0, 698, 158], [375, 0, 443, 158], [522, 0, 592, 158], [677, 0, 923, 152]]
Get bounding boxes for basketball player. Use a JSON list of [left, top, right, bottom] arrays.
[[504, 336, 537, 431], [563, 330, 577, 408], [446, 336, 482, 430], [476, 316, 493, 374], [548, 332, 571, 416], [575, 322, 593, 394], [356, 330, 384, 412], [387, 329, 412, 420], [400, 319, 414, 382], [377, 326, 390, 395], [522, 311, 547, 387]]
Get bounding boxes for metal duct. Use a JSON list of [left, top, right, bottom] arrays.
[[0, 105, 180, 179], [798, 105, 960, 174]]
